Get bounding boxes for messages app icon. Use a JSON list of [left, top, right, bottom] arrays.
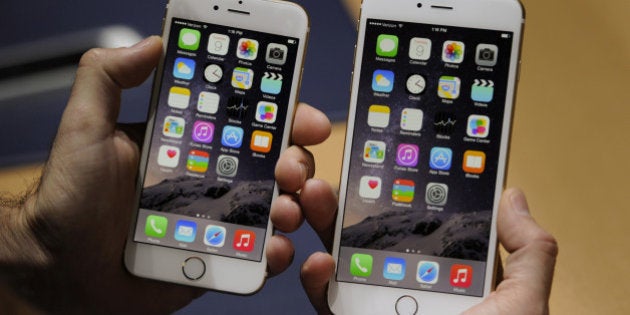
[[376, 34, 399, 57], [178, 28, 201, 51]]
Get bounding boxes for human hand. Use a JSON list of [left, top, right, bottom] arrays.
[[300, 188, 558, 314], [0, 36, 335, 314]]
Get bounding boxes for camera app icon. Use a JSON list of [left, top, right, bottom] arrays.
[[475, 44, 498, 67], [266, 43, 288, 65]]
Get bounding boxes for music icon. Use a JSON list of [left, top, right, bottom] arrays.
[[192, 121, 215, 143], [450, 264, 473, 288], [233, 229, 256, 252]]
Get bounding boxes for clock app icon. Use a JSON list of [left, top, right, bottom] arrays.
[[204, 64, 223, 83], [406, 74, 426, 95]]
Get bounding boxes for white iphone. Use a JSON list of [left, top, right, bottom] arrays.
[[329, 0, 523, 313], [124, 0, 308, 294]]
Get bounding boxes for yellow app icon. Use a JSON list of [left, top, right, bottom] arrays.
[[232, 67, 254, 90], [367, 105, 390, 128], [168, 87, 191, 109]]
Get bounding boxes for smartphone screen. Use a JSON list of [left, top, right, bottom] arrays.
[[132, 18, 301, 263], [336, 18, 514, 297]]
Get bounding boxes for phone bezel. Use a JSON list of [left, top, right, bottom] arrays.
[[124, 0, 309, 294], [329, 0, 524, 312]]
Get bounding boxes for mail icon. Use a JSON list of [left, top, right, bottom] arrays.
[[383, 257, 406, 281]]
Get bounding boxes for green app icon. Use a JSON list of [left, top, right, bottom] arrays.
[[145, 215, 168, 238], [178, 28, 201, 51], [350, 253, 373, 277], [376, 34, 399, 57]]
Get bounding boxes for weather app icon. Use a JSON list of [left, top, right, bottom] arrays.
[[372, 70, 394, 93], [173, 57, 195, 80]]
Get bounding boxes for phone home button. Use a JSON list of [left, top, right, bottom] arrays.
[[182, 257, 206, 281], [395, 295, 418, 315]]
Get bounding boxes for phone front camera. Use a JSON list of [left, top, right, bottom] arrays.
[[213, 5, 219, 10], [417, 3, 422, 8]]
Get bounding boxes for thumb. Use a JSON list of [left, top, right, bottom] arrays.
[[58, 36, 162, 143]]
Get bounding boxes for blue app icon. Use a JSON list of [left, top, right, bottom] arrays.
[[429, 147, 453, 170], [261, 72, 283, 94], [173, 57, 196, 80], [416, 261, 439, 284], [204, 225, 226, 247], [174, 220, 197, 243], [383, 257, 406, 281], [471, 79, 494, 102], [372, 70, 395, 93], [221, 125, 244, 148]]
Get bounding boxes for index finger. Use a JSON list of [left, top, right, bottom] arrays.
[[291, 103, 332, 146]]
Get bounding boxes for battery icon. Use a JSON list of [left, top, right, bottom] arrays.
[[501, 33, 510, 38], [288, 39, 297, 44]]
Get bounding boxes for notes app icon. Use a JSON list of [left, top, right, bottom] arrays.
[[367, 105, 390, 128], [168, 87, 191, 109]]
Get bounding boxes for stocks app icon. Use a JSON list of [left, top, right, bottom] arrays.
[[434, 112, 457, 135]]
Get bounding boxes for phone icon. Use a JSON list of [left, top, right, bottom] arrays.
[[233, 230, 256, 252], [178, 28, 201, 51], [417, 261, 439, 284], [236, 38, 259, 60], [450, 264, 473, 288], [383, 257, 406, 281], [173, 57, 195, 80], [350, 253, 373, 277], [145, 215, 168, 238], [204, 225, 226, 247], [174, 220, 197, 243], [376, 34, 399, 57], [372, 70, 394, 93], [442, 40, 465, 63]]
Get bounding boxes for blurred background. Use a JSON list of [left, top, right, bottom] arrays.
[[1, 0, 629, 314]]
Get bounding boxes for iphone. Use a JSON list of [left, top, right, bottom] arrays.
[[124, 0, 308, 294], [329, 0, 524, 313]]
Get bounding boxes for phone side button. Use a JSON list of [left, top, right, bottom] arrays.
[[395, 295, 418, 315], [182, 257, 206, 281]]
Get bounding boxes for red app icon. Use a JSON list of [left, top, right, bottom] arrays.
[[233, 229, 256, 252], [450, 264, 473, 288]]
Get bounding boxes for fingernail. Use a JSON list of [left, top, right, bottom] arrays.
[[131, 36, 157, 49], [510, 189, 531, 216]]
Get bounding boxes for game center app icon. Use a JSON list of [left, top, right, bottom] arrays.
[[255, 101, 278, 124], [233, 230, 256, 252], [442, 40, 465, 63], [450, 264, 473, 288], [467, 115, 490, 138], [173, 58, 195, 80], [359, 176, 381, 199], [204, 225, 226, 247], [178, 28, 201, 51], [236, 38, 259, 60]]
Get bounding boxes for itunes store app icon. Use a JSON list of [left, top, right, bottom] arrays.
[[192, 121, 214, 143]]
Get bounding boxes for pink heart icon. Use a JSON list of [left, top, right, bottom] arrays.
[[167, 150, 177, 158], [368, 180, 378, 189]]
